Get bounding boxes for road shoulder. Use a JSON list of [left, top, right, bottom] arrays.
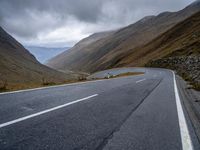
[[176, 74, 200, 148]]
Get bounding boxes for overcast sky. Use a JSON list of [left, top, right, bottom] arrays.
[[0, 0, 195, 47]]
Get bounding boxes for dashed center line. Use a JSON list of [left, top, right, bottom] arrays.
[[0, 94, 98, 129], [136, 78, 146, 83]]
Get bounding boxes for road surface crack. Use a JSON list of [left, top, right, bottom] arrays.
[[80, 78, 163, 150]]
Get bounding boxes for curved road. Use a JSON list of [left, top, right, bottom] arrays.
[[0, 68, 199, 150]]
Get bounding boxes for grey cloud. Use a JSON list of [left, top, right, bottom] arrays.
[[0, 0, 104, 38], [0, 0, 195, 46]]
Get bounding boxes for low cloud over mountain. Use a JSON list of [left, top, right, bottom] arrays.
[[0, 0, 194, 47]]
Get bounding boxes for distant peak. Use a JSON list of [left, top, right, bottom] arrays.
[[139, 15, 155, 23], [157, 11, 172, 17], [187, 0, 200, 7]]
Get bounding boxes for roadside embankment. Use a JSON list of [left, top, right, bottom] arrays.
[[146, 56, 200, 90]]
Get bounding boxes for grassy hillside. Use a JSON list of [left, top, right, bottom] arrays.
[[46, 31, 115, 72], [143, 12, 200, 90], [116, 11, 200, 67], [0, 27, 78, 91], [47, 0, 200, 73]]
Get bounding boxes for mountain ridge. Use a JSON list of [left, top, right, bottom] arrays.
[[0, 26, 76, 91], [47, 0, 200, 73]]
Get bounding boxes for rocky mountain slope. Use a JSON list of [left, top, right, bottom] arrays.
[[104, 10, 199, 89], [143, 11, 200, 90], [47, 0, 200, 73], [0, 27, 76, 91], [116, 11, 200, 66]]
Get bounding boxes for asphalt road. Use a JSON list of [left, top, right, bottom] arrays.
[[0, 68, 199, 150]]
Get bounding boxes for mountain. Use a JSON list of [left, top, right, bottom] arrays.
[[25, 46, 70, 63], [0, 27, 76, 91], [143, 11, 200, 90], [115, 11, 200, 67], [46, 31, 115, 72], [47, 0, 200, 73]]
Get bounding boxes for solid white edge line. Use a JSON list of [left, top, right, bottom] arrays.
[[172, 71, 193, 150], [136, 78, 146, 83], [0, 94, 98, 128], [0, 74, 144, 95], [0, 80, 106, 95]]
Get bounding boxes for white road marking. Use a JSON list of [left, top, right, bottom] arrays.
[[0, 74, 144, 95], [172, 72, 193, 150], [0, 94, 98, 128], [136, 78, 146, 83], [0, 80, 106, 95]]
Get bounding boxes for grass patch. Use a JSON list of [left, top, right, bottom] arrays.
[[175, 71, 200, 91], [191, 82, 200, 91], [0, 72, 143, 93], [42, 82, 56, 86], [0, 80, 8, 92], [0, 79, 88, 93], [114, 72, 144, 78], [102, 72, 144, 79], [0, 87, 7, 92]]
